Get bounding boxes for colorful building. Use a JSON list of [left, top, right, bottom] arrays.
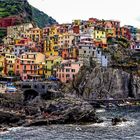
[[15, 52, 45, 81], [30, 27, 43, 43], [94, 27, 107, 48], [56, 60, 83, 83], [0, 55, 5, 76], [5, 53, 16, 75], [45, 56, 63, 77]]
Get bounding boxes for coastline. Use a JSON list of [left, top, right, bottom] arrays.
[[0, 100, 140, 132]]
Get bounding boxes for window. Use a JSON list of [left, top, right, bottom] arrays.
[[24, 65, 26, 70], [66, 69, 70, 72], [66, 74, 70, 78], [73, 74, 75, 79], [72, 69, 75, 72], [84, 51, 86, 53]]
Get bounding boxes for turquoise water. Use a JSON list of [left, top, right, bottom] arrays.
[[0, 106, 140, 140]]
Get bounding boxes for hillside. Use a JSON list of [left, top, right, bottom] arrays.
[[0, 0, 32, 24], [31, 6, 57, 28], [0, 0, 57, 27]]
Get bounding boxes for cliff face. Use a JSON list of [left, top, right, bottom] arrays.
[[71, 66, 140, 99]]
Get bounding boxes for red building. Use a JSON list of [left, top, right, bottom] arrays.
[[120, 26, 131, 40], [73, 26, 80, 34]]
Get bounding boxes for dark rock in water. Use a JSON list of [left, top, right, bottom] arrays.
[[0, 127, 8, 132], [0, 111, 20, 124], [25, 120, 48, 127], [112, 117, 127, 125]]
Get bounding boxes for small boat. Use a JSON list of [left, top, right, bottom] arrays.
[[5, 83, 17, 93]]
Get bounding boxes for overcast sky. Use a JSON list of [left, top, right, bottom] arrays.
[[28, 0, 140, 27]]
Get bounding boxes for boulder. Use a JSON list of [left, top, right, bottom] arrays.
[[112, 117, 127, 125]]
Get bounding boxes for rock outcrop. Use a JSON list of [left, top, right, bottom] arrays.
[[0, 92, 99, 129], [71, 66, 140, 99]]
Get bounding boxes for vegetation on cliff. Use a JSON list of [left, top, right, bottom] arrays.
[[0, 0, 32, 21], [31, 6, 57, 28], [0, 0, 57, 27]]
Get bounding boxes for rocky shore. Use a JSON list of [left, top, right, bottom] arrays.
[[0, 93, 101, 131], [0, 66, 139, 131]]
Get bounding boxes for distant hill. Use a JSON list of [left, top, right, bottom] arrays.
[[0, 0, 57, 27], [31, 6, 57, 28]]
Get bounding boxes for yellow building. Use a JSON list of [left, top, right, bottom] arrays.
[[30, 27, 43, 43], [45, 56, 63, 77], [73, 20, 81, 26], [49, 25, 58, 36], [94, 28, 107, 45], [34, 53, 46, 76], [0, 55, 5, 76], [5, 53, 16, 75], [45, 35, 59, 57]]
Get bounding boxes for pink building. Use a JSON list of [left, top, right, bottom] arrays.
[[56, 60, 83, 83]]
